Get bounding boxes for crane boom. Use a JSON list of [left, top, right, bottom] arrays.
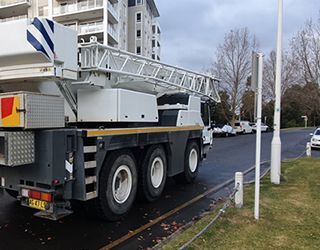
[[78, 40, 221, 103]]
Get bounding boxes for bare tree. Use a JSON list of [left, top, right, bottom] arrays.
[[263, 50, 300, 100], [291, 18, 320, 85], [211, 28, 257, 125]]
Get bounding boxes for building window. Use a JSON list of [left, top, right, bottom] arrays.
[[152, 25, 156, 34], [152, 40, 155, 47], [136, 13, 141, 22], [152, 54, 155, 60], [137, 29, 141, 38], [136, 0, 143, 5], [137, 46, 141, 54]]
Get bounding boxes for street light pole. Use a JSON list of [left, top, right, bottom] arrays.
[[271, 0, 283, 184], [254, 52, 264, 220]]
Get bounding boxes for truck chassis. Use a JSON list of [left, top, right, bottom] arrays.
[[0, 126, 204, 220]]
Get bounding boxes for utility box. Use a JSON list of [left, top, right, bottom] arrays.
[[0, 92, 65, 129], [0, 131, 35, 166], [77, 89, 158, 123]]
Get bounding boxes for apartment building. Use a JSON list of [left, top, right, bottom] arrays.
[[127, 0, 160, 59], [0, 0, 161, 59]]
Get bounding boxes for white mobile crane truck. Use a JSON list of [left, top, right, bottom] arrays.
[[0, 18, 220, 220]]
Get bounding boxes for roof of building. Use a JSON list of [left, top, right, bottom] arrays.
[[147, 0, 160, 17]]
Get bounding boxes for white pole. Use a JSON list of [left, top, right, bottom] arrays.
[[254, 53, 264, 220], [270, 0, 283, 185], [306, 142, 311, 157], [235, 172, 244, 208], [305, 117, 308, 128]]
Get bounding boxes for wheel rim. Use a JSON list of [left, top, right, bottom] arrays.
[[112, 165, 132, 204], [150, 157, 164, 188], [189, 148, 198, 173]]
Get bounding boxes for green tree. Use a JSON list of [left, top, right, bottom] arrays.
[[262, 101, 274, 128], [211, 91, 232, 125], [241, 89, 255, 122]]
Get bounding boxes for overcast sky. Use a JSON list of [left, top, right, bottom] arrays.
[[156, 0, 319, 72]]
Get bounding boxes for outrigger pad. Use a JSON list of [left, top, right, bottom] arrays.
[[34, 208, 73, 221]]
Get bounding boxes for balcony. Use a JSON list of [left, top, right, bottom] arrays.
[[107, 24, 118, 45], [0, 13, 26, 23], [77, 21, 103, 42], [107, 1, 118, 24], [152, 47, 161, 55], [0, 0, 30, 19], [53, 0, 103, 22], [78, 21, 103, 35]]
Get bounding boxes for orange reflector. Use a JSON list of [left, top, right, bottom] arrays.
[[41, 192, 52, 202]]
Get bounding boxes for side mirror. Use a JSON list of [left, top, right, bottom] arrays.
[[310, 133, 314, 136], [211, 122, 215, 129]]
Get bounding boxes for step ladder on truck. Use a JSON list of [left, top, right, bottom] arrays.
[[0, 18, 220, 220]]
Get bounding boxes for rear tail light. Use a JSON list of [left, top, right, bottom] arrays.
[[41, 192, 52, 202], [29, 190, 41, 200], [21, 188, 52, 202]]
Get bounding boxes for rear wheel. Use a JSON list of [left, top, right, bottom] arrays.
[[94, 150, 137, 221], [174, 141, 200, 184], [139, 145, 167, 202]]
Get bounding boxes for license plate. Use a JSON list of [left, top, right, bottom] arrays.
[[28, 198, 47, 211]]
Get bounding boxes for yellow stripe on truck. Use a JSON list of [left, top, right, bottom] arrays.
[[86, 125, 204, 137]]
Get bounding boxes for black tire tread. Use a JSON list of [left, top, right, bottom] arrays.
[[93, 150, 137, 221], [174, 141, 200, 184], [138, 145, 167, 202]]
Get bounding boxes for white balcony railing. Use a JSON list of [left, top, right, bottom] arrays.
[[0, 14, 27, 22], [108, 24, 118, 40], [53, 0, 103, 16], [107, 1, 118, 20], [78, 21, 103, 34], [0, 0, 30, 7]]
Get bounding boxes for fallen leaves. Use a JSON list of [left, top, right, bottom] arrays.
[[160, 221, 183, 233]]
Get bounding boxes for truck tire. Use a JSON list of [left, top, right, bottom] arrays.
[[95, 150, 138, 221], [174, 141, 200, 184], [5, 189, 18, 199], [139, 145, 167, 202]]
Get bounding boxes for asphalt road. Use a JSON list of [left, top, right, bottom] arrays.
[[0, 128, 317, 250]]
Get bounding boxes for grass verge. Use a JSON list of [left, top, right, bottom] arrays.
[[164, 158, 320, 250]]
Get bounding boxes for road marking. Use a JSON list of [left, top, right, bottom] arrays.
[[100, 162, 268, 249]]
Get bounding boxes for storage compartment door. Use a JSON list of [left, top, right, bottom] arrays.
[[0, 94, 24, 128]]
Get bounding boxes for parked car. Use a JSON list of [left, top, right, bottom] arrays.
[[310, 128, 320, 148], [251, 122, 270, 133], [212, 123, 224, 137], [221, 124, 237, 137], [212, 123, 236, 137], [234, 121, 253, 134]]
